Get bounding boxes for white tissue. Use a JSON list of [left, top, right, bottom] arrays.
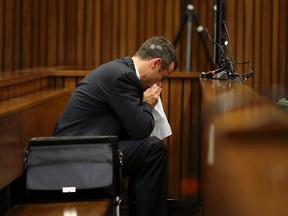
[[150, 96, 172, 140]]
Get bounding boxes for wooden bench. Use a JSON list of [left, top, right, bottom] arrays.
[[0, 75, 113, 216], [0, 88, 71, 191], [6, 199, 112, 216]]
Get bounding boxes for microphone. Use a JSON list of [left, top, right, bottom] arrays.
[[200, 61, 229, 79]]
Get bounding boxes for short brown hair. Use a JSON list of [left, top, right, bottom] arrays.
[[135, 36, 179, 71]]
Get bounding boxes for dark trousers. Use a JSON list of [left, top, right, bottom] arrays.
[[119, 136, 168, 216]]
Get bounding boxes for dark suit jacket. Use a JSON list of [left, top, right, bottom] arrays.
[[53, 57, 155, 140]]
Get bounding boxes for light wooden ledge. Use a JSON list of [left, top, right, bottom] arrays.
[[0, 88, 71, 118], [6, 199, 112, 216]]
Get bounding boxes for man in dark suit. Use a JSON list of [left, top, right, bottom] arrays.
[[53, 36, 179, 216]]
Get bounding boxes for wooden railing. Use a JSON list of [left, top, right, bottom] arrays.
[[200, 78, 288, 216]]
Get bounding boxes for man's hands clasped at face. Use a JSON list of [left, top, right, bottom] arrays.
[[143, 82, 162, 108]]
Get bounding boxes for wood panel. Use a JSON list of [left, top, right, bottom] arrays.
[[0, 114, 22, 190], [161, 72, 202, 202], [200, 79, 288, 216], [0, 0, 181, 71], [0, 0, 3, 71], [0, 68, 57, 102], [226, 0, 287, 100], [1, 0, 287, 100]]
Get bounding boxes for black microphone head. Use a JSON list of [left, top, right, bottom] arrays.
[[200, 72, 207, 79]]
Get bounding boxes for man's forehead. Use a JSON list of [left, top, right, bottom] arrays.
[[163, 64, 175, 76]]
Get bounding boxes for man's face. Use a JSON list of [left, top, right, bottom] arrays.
[[143, 59, 175, 89]]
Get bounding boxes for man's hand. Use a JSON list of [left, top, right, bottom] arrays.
[[143, 82, 162, 108]]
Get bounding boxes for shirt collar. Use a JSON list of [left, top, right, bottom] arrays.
[[133, 62, 140, 79]]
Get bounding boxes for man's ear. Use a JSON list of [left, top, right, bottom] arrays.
[[152, 58, 162, 69]]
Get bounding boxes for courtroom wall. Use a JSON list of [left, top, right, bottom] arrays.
[[0, 0, 286, 100]]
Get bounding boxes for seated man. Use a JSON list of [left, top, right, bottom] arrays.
[[53, 36, 179, 216]]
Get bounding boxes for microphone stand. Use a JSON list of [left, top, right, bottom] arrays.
[[173, 4, 215, 71]]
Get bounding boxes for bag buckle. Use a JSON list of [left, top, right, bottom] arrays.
[[117, 150, 123, 166]]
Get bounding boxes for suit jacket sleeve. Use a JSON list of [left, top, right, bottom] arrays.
[[109, 71, 155, 140]]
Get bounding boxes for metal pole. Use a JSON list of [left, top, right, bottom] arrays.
[[185, 4, 194, 72]]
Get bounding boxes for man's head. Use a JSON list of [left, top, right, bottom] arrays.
[[133, 36, 179, 89], [135, 36, 178, 71]]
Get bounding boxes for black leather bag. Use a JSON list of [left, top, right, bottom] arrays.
[[25, 136, 122, 201]]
